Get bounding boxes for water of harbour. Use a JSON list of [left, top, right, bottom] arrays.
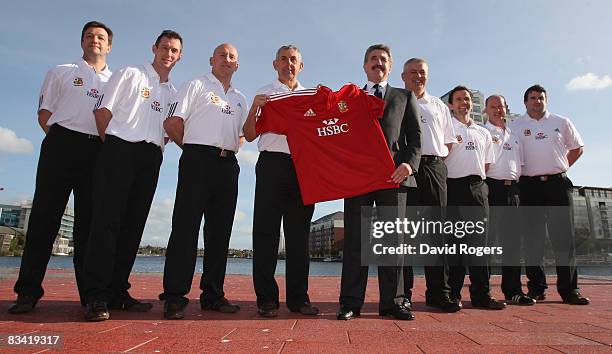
[[0, 256, 610, 278]]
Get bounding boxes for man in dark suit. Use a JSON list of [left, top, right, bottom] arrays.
[[337, 44, 421, 321]]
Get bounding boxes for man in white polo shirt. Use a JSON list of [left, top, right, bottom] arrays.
[[400, 58, 459, 313], [511, 84, 588, 305], [444, 86, 506, 310], [242, 45, 318, 318], [483, 95, 535, 306], [160, 43, 248, 320], [9, 21, 113, 314], [82, 30, 183, 321]]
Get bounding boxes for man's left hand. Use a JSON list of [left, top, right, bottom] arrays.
[[391, 163, 413, 183]]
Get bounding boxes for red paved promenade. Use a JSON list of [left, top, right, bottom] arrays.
[[0, 269, 611, 353]]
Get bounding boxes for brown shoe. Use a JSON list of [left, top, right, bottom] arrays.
[[472, 297, 507, 310]]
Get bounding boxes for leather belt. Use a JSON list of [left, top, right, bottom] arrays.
[[522, 173, 566, 182], [420, 155, 441, 164]]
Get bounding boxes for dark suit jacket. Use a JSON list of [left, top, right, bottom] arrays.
[[378, 85, 422, 187]]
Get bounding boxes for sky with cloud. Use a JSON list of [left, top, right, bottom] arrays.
[[1, 0, 611, 248]]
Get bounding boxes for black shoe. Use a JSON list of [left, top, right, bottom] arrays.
[[380, 304, 415, 321], [402, 298, 413, 311], [109, 293, 153, 312], [506, 293, 536, 306], [289, 302, 319, 316], [336, 305, 360, 320], [471, 297, 507, 310], [258, 302, 279, 318], [427, 296, 462, 313], [7, 295, 38, 314], [561, 292, 590, 305], [527, 291, 546, 301], [163, 301, 185, 320], [85, 301, 110, 321], [201, 297, 240, 313], [449, 295, 463, 310]]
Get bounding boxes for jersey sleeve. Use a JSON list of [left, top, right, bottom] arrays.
[[167, 79, 200, 121], [363, 89, 384, 120], [38, 68, 61, 113], [256, 99, 289, 136], [562, 117, 584, 150], [98, 67, 133, 114], [441, 104, 457, 144]]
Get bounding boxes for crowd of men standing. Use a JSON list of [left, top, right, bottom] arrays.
[[8, 20, 589, 322]]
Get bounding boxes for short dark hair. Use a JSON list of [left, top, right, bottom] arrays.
[[364, 44, 392, 64], [155, 30, 183, 48], [448, 85, 471, 104], [81, 21, 113, 45], [523, 84, 546, 102]]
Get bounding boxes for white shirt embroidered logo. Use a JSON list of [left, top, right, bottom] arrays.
[[503, 142, 513, 151], [221, 104, 234, 115], [535, 132, 548, 140], [73, 77, 84, 86], [86, 88, 100, 99], [304, 108, 316, 117], [317, 118, 349, 137], [151, 100, 163, 113], [465, 141, 476, 150]]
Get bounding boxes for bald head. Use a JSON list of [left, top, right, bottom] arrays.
[[210, 43, 239, 81], [484, 94, 507, 127]]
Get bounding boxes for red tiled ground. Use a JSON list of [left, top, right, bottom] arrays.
[[0, 269, 610, 353]]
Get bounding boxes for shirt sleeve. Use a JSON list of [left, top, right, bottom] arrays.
[[256, 99, 288, 136], [99, 67, 133, 114], [168, 80, 199, 121], [562, 117, 584, 150], [38, 68, 61, 113], [441, 104, 457, 144]]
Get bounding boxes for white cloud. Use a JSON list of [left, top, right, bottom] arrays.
[[566, 73, 612, 91], [141, 197, 175, 246], [237, 149, 259, 166], [234, 209, 247, 221], [0, 127, 34, 154]]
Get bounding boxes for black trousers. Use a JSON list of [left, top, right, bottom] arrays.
[[340, 188, 405, 312], [160, 144, 239, 305], [403, 156, 450, 302], [518, 175, 578, 296], [252, 152, 315, 310], [83, 135, 162, 302], [14, 124, 101, 304], [486, 178, 524, 298], [446, 176, 491, 302]]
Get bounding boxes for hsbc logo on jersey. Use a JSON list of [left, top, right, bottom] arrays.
[[317, 118, 349, 137], [503, 143, 513, 150], [465, 141, 476, 150], [86, 88, 100, 99], [151, 101, 163, 113], [535, 132, 548, 140]]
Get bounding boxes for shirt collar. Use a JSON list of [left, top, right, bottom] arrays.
[[144, 62, 161, 81], [78, 57, 111, 78], [419, 91, 431, 103], [524, 110, 550, 121], [206, 72, 235, 93], [366, 80, 388, 91], [273, 79, 304, 92]]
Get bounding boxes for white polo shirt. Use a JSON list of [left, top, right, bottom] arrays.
[[169, 73, 248, 152], [484, 122, 522, 181], [417, 92, 456, 157], [445, 117, 494, 179], [256, 79, 306, 154], [97, 63, 176, 150], [510, 111, 583, 176], [38, 58, 112, 135]]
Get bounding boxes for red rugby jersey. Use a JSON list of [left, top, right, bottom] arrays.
[[256, 83, 398, 204]]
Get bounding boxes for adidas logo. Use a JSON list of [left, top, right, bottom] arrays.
[[304, 108, 316, 117], [322, 118, 339, 126]]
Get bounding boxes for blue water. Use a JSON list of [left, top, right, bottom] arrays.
[[0, 256, 610, 278]]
